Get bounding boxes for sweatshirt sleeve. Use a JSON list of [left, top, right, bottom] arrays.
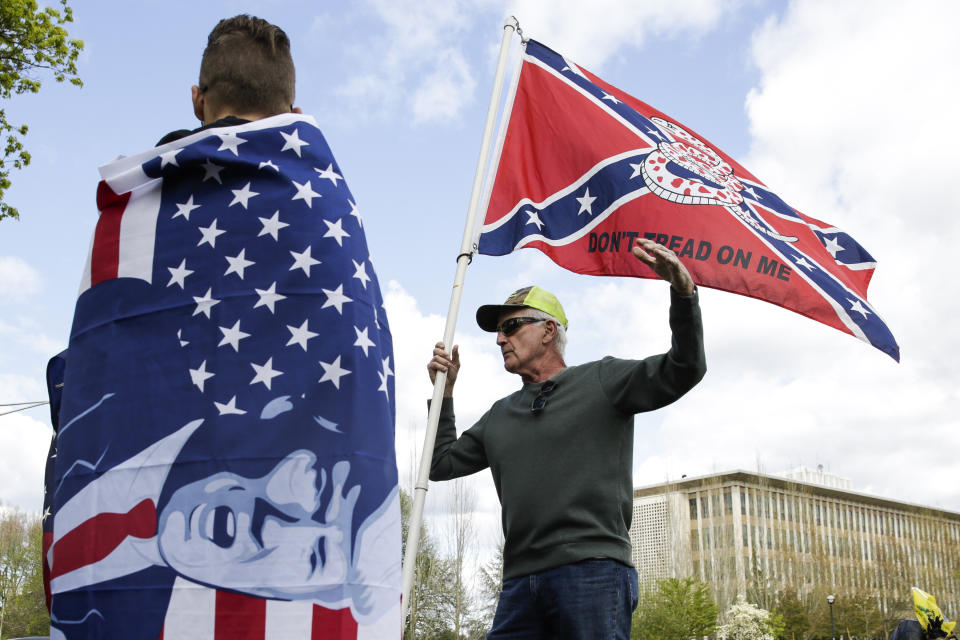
[[600, 287, 707, 414], [429, 397, 490, 481]]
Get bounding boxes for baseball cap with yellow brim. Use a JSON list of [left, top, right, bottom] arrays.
[[476, 285, 568, 332]]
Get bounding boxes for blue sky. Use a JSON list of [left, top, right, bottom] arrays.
[[2, 0, 959, 567]]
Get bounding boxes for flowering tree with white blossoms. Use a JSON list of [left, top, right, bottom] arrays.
[[718, 596, 785, 640]]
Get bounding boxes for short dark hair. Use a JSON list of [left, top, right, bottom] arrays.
[[199, 15, 295, 116]]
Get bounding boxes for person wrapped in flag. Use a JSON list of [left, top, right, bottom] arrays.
[[45, 15, 400, 640], [426, 238, 706, 640]]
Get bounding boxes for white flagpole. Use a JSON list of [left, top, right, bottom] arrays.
[[400, 15, 519, 634]]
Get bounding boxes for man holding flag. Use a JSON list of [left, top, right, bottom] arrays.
[[427, 237, 706, 639]]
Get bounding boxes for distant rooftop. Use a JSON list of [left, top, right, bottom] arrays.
[[774, 464, 852, 490]]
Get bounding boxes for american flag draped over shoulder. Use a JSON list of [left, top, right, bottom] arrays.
[[45, 114, 401, 640], [477, 40, 899, 361]]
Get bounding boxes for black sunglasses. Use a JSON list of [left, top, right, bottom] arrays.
[[496, 316, 545, 336], [531, 380, 557, 415]]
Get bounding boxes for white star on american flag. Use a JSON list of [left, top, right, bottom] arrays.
[[250, 357, 283, 389], [289, 246, 321, 276], [279, 128, 310, 157], [353, 326, 376, 356], [229, 182, 259, 209], [323, 218, 350, 246], [322, 284, 351, 314], [291, 179, 321, 207], [253, 282, 286, 313], [216, 132, 247, 155], [258, 211, 289, 241], [318, 355, 350, 389], [189, 360, 215, 391], [224, 249, 255, 279], [315, 163, 343, 186]]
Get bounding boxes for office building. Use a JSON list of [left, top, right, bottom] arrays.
[[629, 468, 960, 615]]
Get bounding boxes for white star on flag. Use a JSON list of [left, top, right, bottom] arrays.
[[823, 236, 844, 258], [192, 288, 219, 318], [378, 356, 394, 394], [322, 284, 351, 314], [319, 355, 350, 389], [259, 160, 279, 172], [197, 218, 226, 248], [577, 188, 597, 215], [279, 128, 310, 156], [290, 246, 321, 276], [214, 396, 247, 416], [601, 92, 620, 104], [348, 199, 362, 227], [848, 299, 872, 319], [352, 259, 370, 288], [323, 218, 350, 246], [793, 256, 816, 271], [525, 210, 544, 230], [229, 182, 259, 209], [189, 360, 214, 392], [258, 211, 289, 241], [250, 357, 283, 390], [160, 148, 182, 168], [353, 326, 375, 356], [216, 132, 247, 155], [218, 319, 250, 352], [315, 163, 342, 186], [167, 259, 193, 288], [172, 195, 201, 221], [291, 179, 321, 207], [253, 282, 286, 313], [224, 249, 255, 279], [201, 159, 224, 183], [628, 163, 643, 179], [286, 319, 318, 351]]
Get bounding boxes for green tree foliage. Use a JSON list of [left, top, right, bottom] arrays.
[[0, 507, 47, 638], [773, 588, 810, 640], [0, 0, 83, 221], [632, 577, 719, 640], [400, 490, 463, 640]]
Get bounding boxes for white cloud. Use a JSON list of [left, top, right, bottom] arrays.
[[334, 0, 479, 124], [0, 412, 52, 512], [502, 0, 740, 68], [410, 48, 477, 123], [0, 255, 42, 297]]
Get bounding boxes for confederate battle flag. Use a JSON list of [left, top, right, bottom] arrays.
[[477, 40, 899, 361]]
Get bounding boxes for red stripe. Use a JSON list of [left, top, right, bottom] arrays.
[[43, 531, 53, 611], [91, 180, 131, 287], [312, 604, 358, 640], [49, 498, 156, 580], [215, 591, 266, 640]]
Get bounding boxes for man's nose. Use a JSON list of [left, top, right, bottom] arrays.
[[496, 332, 507, 346]]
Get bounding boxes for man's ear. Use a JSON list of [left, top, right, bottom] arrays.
[[191, 85, 205, 124], [292, 106, 302, 114], [542, 319, 557, 345]]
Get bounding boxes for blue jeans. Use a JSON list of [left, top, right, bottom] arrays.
[[488, 559, 639, 640]]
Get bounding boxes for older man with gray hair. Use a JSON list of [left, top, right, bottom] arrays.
[[427, 237, 707, 640]]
